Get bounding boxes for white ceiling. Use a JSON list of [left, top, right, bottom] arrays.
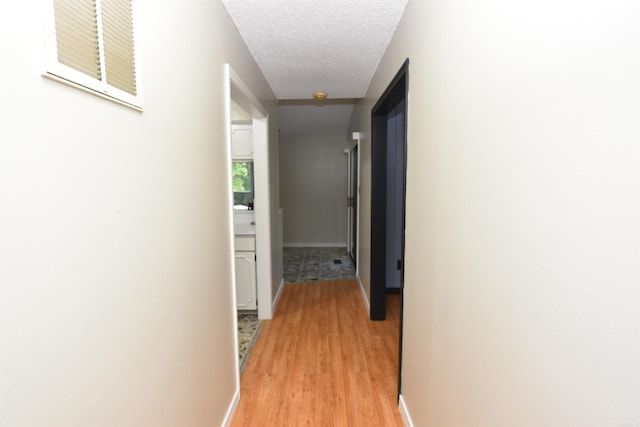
[[221, 0, 409, 101]]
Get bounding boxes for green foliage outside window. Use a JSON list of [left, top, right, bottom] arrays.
[[233, 161, 254, 207], [233, 162, 252, 192]]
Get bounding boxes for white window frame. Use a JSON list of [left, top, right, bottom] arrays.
[[42, 0, 144, 111]]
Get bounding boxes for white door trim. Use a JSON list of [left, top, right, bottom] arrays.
[[225, 64, 274, 322]]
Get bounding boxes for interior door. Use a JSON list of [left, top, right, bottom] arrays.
[[370, 59, 408, 321], [385, 101, 405, 292], [347, 145, 358, 264], [370, 59, 409, 401]]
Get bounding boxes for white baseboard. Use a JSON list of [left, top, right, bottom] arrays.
[[283, 243, 346, 248], [221, 388, 240, 427], [398, 395, 414, 427], [357, 275, 370, 312], [270, 278, 284, 318]]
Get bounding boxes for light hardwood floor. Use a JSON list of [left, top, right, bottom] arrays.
[[231, 279, 403, 426]]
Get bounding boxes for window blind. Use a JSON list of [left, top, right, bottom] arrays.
[[53, 0, 101, 80], [46, 0, 141, 108], [101, 0, 137, 96]]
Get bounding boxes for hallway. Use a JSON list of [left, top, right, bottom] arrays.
[[232, 280, 402, 426]]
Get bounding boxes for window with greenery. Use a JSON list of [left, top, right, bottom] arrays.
[[43, 0, 143, 110], [233, 161, 254, 209]]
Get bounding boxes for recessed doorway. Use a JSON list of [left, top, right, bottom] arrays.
[[369, 59, 409, 398], [347, 142, 359, 270], [370, 59, 409, 321]]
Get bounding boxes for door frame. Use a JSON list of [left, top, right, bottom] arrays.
[[370, 59, 409, 321], [346, 140, 360, 272], [369, 58, 409, 400], [370, 59, 409, 399], [225, 64, 274, 322]]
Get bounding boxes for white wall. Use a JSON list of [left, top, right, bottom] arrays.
[[269, 131, 284, 303], [279, 133, 348, 246], [0, 1, 276, 425], [351, 1, 640, 425]]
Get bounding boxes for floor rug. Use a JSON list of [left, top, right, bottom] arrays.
[[238, 311, 261, 373], [283, 247, 355, 283]]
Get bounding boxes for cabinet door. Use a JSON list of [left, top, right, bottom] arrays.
[[231, 125, 253, 159], [235, 251, 257, 310]]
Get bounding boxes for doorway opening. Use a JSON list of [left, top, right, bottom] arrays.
[[369, 59, 409, 396], [347, 141, 359, 271], [225, 64, 278, 386], [226, 64, 274, 321], [370, 59, 408, 320]]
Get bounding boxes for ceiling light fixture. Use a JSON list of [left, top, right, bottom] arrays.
[[313, 91, 327, 100]]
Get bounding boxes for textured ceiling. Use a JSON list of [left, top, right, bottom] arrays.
[[221, 0, 409, 100]]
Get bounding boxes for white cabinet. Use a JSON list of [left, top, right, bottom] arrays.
[[234, 235, 257, 310], [231, 124, 253, 159]]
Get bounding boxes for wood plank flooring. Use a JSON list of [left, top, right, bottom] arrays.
[[231, 279, 402, 426]]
